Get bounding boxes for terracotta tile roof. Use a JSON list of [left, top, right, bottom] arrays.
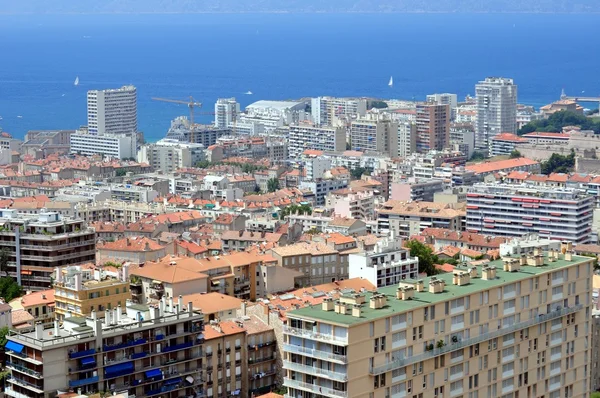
[[421, 228, 507, 248], [303, 149, 324, 156], [130, 256, 209, 284], [547, 173, 569, 183], [506, 171, 530, 180], [255, 393, 283, 398], [573, 244, 600, 255], [204, 320, 245, 340], [329, 217, 360, 227], [183, 292, 243, 315], [325, 232, 356, 245], [379, 201, 465, 219], [11, 289, 54, 308], [435, 245, 461, 258], [214, 214, 235, 225], [98, 237, 165, 252], [522, 131, 570, 139], [221, 230, 283, 243], [465, 158, 539, 174], [11, 309, 34, 326], [177, 240, 208, 255], [461, 248, 483, 258], [491, 133, 527, 142], [435, 263, 455, 273], [272, 241, 338, 257]]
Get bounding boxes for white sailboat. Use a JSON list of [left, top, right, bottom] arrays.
[[245, 91, 253, 95], [388, 76, 393, 88], [74, 76, 79, 86]]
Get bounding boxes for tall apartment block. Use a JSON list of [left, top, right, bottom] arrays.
[[466, 183, 594, 243], [415, 103, 450, 152], [475, 77, 517, 151], [138, 139, 205, 173], [426, 93, 458, 119], [214, 98, 240, 129], [311, 97, 367, 126], [288, 124, 346, 158], [87, 85, 138, 135], [397, 122, 417, 158], [350, 115, 398, 157], [283, 251, 593, 398], [349, 233, 419, 288], [5, 297, 205, 398], [0, 209, 96, 291]]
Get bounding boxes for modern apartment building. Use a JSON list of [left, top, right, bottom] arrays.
[[270, 242, 349, 287], [377, 200, 465, 238], [87, 85, 138, 135], [289, 124, 346, 159], [214, 98, 240, 128], [311, 97, 367, 126], [397, 122, 417, 158], [426, 93, 458, 118], [325, 188, 375, 220], [299, 178, 348, 206], [489, 133, 527, 157], [138, 139, 205, 173], [449, 123, 476, 159], [283, 251, 593, 398], [415, 103, 450, 152], [4, 298, 206, 398], [70, 132, 137, 159], [466, 183, 594, 243], [0, 209, 96, 291], [54, 265, 132, 321], [475, 77, 518, 151], [350, 115, 399, 157], [349, 233, 419, 288]]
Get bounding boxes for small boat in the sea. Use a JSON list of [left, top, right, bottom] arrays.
[[74, 76, 79, 86], [388, 76, 393, 88], [245, 91, 253, 95]]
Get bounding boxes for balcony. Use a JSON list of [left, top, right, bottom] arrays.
[[69, 375, 99, 388], [283, 343, 348, 364], [369, 304, 583, 375], [5, 387, 31, 398], [283, 360, 347, 382], [284, 377, 347, 398], [7, 376, 44, 394], [6, 362, 42, 378], [283, 326, 348, 345]]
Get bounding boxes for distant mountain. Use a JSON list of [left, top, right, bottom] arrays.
[[1, 0, 599, 14]]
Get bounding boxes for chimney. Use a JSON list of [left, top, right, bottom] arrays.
[[322, 297, 335, 311], [352, 304, 361, 318], [169, 297, 174, 312], [178, 295, 183, 313], [241, 301, 247, 316], [126, 238, 131, 246], [481, 266, 497, 280], [565, 251, 573, 261], [35, 322, 44, 340], [188, 301, 193, 317], [113, 308, 118, 325], [116, 305, 122, 323], [153, 306, 160, 324], [54, 319, 60, 336], [121, 263, 129, 282], [159, 299, 165, 316]]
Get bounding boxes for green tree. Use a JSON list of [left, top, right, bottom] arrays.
[[0, 248, 9, 277], [267, 178, 281, 193], [405, 240, 438, 276], [469, 151, 487, 162], [0, 277, 22, 302], [0, 326, 9, 348], [509, 150, 522, 159], [518, 110, 600, 135], [540, 151, 575, 174], [195, 160, 212, 169], [368, 100, 389, 110], [350, 167, 372, 180], [115, 169, 127, 177], [591, 392, 600, 398]]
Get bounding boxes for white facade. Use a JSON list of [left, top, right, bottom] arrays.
[[87, 85, 137, 135], [70, 132, 137, 159], [214, 97, 240, 129], [299, 178, 348, 206], [311, 96, 367, 126], [349, 234, 419, 288], [397, 122, 417, 158], [466, 183, 594, 243], [305, 157, 332, 180], [137, 139, 205, 173], [475, 77, 517, 151], [288, 124, 346, 158]]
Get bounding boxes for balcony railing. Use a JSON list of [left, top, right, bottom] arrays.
[[5, 387, 31, 398], [370, 304, 583, 375], [7, 376, 44, 393], [283, 343, 348, 364], [69, 375, 99, 388], [284, 377, 347, 398], [283, 360, 348, 382], [283, 325, 348, 345], [6, 362, 42, 378]]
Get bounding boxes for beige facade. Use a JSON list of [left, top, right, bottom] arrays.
[[283, 251, 593, 398]]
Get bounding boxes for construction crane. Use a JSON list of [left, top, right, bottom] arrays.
[[152, 96, 203, 141]]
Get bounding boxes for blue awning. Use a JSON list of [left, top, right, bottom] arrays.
[[164, 377, 182, 386], [5, 341, 24, 353], [80, 356, 96, 367], [105, 361, 134, 378], [145, 368, 162, 379]]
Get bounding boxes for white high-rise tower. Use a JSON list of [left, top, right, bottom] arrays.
[[87, 85, 137, 135], [475, 77, 517, 151], [214, 98, 240, 129]]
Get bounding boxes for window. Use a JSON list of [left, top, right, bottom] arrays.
[[503, 299, 515, 313], [374, 338, 380, 353]]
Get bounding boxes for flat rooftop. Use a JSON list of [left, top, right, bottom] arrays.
[[288, 253, 590, 326]]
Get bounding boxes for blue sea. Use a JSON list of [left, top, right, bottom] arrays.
[[0, 13, 599, 142]]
